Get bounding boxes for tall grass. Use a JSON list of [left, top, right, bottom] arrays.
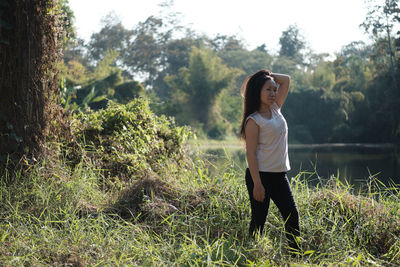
[[1, 152, 399, 266], [1, 99, 399, 266]]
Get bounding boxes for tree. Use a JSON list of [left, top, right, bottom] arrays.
[[311, 61, 335, 91], [0, 0, 63, 161], [361, 0, 400, 140], [63, 38, 91, 68], [88, 13, 133, 64], [151, 36, 201, 99], [124, 16, 174, 87], [210, 34, 246, 52], [361, 0, 399, 86], [164, 47, 241, 136], [59, 49, 146, 110], [284, 89, 339, 143], [218, 45, 273, 80], [279, 24, 306, 64]]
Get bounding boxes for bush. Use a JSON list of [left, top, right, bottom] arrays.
[[67, 98, 191, 187]]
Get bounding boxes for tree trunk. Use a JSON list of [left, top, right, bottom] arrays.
[[0, 0, 61, 162]]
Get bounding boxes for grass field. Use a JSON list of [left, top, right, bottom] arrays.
[[1, 99, 399, 266], [1, 150, 399, 266]]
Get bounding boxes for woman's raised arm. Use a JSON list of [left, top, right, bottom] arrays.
[[273, 73, 290, 108]]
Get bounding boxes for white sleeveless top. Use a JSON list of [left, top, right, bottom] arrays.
[[246, 102, 290, 172]]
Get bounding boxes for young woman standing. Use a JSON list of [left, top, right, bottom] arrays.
[[239, 69, 300, 250]]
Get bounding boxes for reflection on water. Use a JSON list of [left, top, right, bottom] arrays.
[[201, 144, 400, 186]]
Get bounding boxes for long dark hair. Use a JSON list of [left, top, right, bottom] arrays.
[[239, 69, 273, 140]]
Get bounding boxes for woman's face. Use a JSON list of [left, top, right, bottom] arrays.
[[260, 79, 277, 106]]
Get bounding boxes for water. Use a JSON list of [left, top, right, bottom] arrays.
[[202, 143, 400, 186]]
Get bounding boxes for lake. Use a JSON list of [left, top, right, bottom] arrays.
[[200, 143, 400, 187]]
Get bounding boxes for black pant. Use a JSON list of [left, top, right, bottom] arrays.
[[245, 168, 300, 249]]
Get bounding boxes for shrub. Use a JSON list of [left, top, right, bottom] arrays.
[[67, 98, 191, 188]]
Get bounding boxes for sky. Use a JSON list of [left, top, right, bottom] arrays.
[[68, 0, 370, 55]]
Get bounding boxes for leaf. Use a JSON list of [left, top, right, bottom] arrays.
[[82, 86, 96, 105], [303, 250, 315, 255], [92, 95, 107, 103], [352, 254, 363, 266]]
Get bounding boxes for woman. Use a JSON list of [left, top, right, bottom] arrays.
[[239, 69, 300, 250]]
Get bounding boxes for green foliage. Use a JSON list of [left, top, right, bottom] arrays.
[[311, 61, 335, 90], [123, 15, 181, 86], [164, 46, 242, 137], [56, 0, 76, 48], [361, 0, 400, 38], [207, 122, 228, 140], [59, 49, 120, 91], [218, 45, 273, 75], [58, 60, 90, 85], [88, 13, 133, 63], [92, 49, 121, 80], [219, 89, 242, 134], [272, 56, 306, 93], [279, 24, 306, 64], [58, 1, 400, 143], [284, 89, 338, 143], [59, 49, 146, 110], [69, 98, 190, 185], [114, 81, 145, 104], [218, 46, 273, 92]]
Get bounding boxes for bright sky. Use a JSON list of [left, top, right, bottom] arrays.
[[68, 0, 370, 55]]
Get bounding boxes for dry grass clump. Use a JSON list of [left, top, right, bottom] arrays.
[[311, 188, 388, 220], [309, 181, 400, 258], [110, 173, 215, 224], [111, 174, 180, 220]]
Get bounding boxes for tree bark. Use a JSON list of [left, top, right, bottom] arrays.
[[0, 0, 61, 161]]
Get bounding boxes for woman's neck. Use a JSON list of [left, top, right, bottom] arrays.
[[258, 104, 271, 113]]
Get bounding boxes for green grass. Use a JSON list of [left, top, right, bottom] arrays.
[[1, 99, 399, 266], [188, 136, 243, 150], [1, 151, 400, 266]]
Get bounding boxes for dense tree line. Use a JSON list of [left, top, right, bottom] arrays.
[[59, 0, 400, 143]]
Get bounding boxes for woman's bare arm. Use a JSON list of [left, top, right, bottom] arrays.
[[245, 119, 265, 202], [273, 73, 291, 108]]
